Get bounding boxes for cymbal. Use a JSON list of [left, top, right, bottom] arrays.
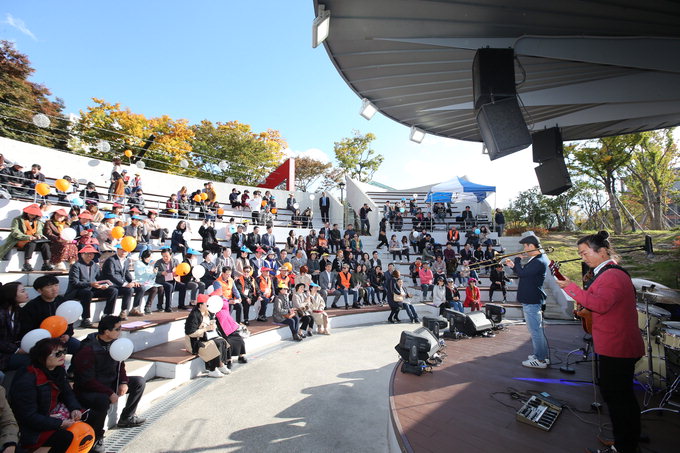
[[638, 287, 680, 305]]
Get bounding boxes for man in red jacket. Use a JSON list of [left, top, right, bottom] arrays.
[[72, 315, 146, 453]]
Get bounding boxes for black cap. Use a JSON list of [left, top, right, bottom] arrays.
[[519, 235, 541, 248]]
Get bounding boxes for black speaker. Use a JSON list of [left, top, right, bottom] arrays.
[[485, 303, 506, 324], [476, 97, 532, 160], [422, 316, 448, 337], [444, 309, 493, 336], [532, 128, 563, 163], [396, 327, 440, 360], [535, 157, 572, 195], [472, 48, 516, 110]]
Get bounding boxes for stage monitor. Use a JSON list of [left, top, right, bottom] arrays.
[[532, 128, 564, 163], [444, 309, 492, 336], [535, 157, 573, 196], [476, 97, 532, 160], [396, 327, 440, 361]]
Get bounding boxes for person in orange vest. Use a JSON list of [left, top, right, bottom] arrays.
[[256, 267, 274, 322], [274, 266, 292, 296], [335, 263, 359, 309], [447, 225, 461, 252], [212, 266, 242, 321], [235, 264, 257, 325]]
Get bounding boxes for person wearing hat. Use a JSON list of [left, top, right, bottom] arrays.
[[79, 181, 101, 204], [504, 235, 549, 369], [178, 248, 206, 308], [64, 245, 117, 329], [154, 248, 188, 312], [0, 204, 52, 271], [43, 208, 78, 270], [184, 294, 231, 379], [234, 246, 252, 278], [308, 283, 329, 334], [97, 213, 120, 263], [0, 161, 26, 196], [248, 247, 266, 277], [464, 278, 482, 312], [489, 263, 511, 303], [145, 210, 168, 243], [101, 246, 140, 319], [255, 267, 274, 322], [234, 265, 257, 325], [70, 211, 99, 249], [124, 215, 150, 255], [306, 250, 321, 283], [263, 249, 279, 274], [272, 284, 302, 341], [445, 278, 463, 313]]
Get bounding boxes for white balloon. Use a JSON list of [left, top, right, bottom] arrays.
[[66, 193, 78, 201], [179, 159, 189, 169], [309, 194, 316, 201], [136, 160, 146, 169], [412, 193, 418, 199], [183, 231, 192, 242], [21, 329, 51, 353], [218, 160, 228, 171], [207, 295, 223, 314], [192, 265, 206, 279], [55, 300, 83, 324], [32, 113, 51, 128], [109, 338, 134, 362], [60, 228, 77, 241], [97, 140, 111, 153], [293, 202, 300, 210]]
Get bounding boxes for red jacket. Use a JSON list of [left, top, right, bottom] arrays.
[[563, 268, 644, 358], [464, 286, 481, 307]]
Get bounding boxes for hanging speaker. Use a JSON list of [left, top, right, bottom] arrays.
[[476, 97, 532, 160], [532, 128, 564, 163], [472, 48, 516, 110], [535, 157, 572, 195]]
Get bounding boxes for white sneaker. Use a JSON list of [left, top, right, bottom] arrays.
[[207, 369, 223, 378], [522, 358, 548, 369], [217, 365, 231, 375], [528, 355, 550, 364]]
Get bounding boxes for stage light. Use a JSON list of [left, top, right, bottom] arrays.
[[312, 4, 331, 48], [409, 126, 425, 143], [359, 98, 377, 120]]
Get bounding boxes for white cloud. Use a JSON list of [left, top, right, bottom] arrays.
[[283, 147, 331, 163], [4, 13, 37, 41]]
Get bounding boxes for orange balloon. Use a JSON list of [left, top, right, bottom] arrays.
[[124, 149, 133, 158], [193, 194, 201, 202], [217, 208, 225, 215], [35, 183, 50, 196], [120, 236, 137, 252], [200, 192, 208, 201], [66, 421, 95, 453], [40, 315, 68, 338], [175, 262, 191, 276], [111, 226, 125, 239], [271, 208, 277, 214], [55, 178, 71, 192], [261, 200, 267, 207]]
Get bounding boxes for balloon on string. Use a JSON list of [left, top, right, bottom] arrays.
[[40, 316, 68, 338], [217, 208, 224, 215], [35, 183, 50, 196], [207, 295, 223, 313], [109, 338, 134, 362], [120, 236, 137, 252], [309, 194, 316, 200], [191, 265, 206, 279], [60, 228, 77, 241], [200, 192, 208, 201], [179, 159, 189, 169], [20, 328, 51, 352], [175, 262, 191, 276], [293, 203, 300, 210], [474, 228, 481, 235], [111, 226, 125, 239], [183, 231, 192, 242], [271, 208, 277, 214], [193, 194, 201, 202], [124, 150, 133, 158], [56, 300, 83, 324], [412, 193, 418, 199], [97, 140, 111, 153], [32, 113, 51, 128], [71, 197, 84, 207], [55, 179, 71, 192], [136, 160, 145, 169], [65, 421, 95, 453]]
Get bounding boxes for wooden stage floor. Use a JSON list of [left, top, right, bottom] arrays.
[[390, 323, 678, 453]]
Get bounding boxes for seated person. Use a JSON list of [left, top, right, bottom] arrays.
[[0, 386, 19, 451], [212, 266, 242, 320], [292, 283, 315, 338], [65, 245, 118, 329], [464, 278, 482, 311], [489, 263, 510, 303], [334, 264, 359, 309], [446, 278, 464, 313], [10, 338, 84, 453], [391, 276, 419, 323], [154, 248, 191, 312], [234, 265, 257, 325], [0, 203, 52, 271], [0, 282, 31, 372], [101, 246, 141, 319], [179, 250, 207, 306], [20, 275, 80, 354], [132, 250, 163, 315], [419, 262, 434, 301], [43, 208, 79, 271], [185, 298, 231, 378], [212, 293, 247, 368], [273, 284, 303, 341], [308, 283, 329, 335], [255, 267, 274, 322], [124, 215, 150, 255], [72, 316, 146, 452], [0, 161, 27, 197]]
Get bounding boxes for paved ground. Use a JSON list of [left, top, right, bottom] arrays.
[[121, 322, 419, 453]]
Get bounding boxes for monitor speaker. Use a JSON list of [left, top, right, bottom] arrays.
[[422, 316, 448, 337], [476, 97, 532, 160], [532, 128, 563, 163], [444, 310, 493, 336], [535, 157, 572, 195], [396, 327, 440, 360], [472, 48, 516, 110]]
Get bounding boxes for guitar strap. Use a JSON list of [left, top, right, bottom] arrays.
[[583, 264, 630, 290]]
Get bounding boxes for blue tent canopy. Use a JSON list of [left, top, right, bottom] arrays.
[[425, 177, 496, 203]]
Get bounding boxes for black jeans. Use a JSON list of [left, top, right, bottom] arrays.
[[300, 314, 314, 331], [66, 286, 118, 319], [258, 297, 271, 318], [22, 240, 51, 263], [133, 286, 162, 310], [158, 281, 189, 310], [489, 282, 507, 301], [78, 375, 146, 439], [205, 337, 231, 371], [41, 429, 74, 453], [106, 285, 136, 314], [598, 355, 641, 453]]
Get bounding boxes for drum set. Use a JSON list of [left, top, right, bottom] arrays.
[[634, 282, 680, 413]]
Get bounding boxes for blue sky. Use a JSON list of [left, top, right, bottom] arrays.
[[1, 1, 542, 207]]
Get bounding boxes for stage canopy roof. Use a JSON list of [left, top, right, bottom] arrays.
[[426, 176, 496, 203], [314, 0, 680, 142]]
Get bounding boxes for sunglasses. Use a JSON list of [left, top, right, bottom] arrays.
[[50, 350, 66, 358]]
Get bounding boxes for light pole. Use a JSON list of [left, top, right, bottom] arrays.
[[338, 182, 346, 203]]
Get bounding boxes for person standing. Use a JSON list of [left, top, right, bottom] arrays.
[[504, 235, 548, 369], [359, 203, 372, 235], [319, 191, 331, 224], [494, 208, 505, 237], [557, 231, 644, 453]]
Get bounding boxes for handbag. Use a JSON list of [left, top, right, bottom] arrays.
[[393, 293, 404, 302], [197, 339, 221, 361]]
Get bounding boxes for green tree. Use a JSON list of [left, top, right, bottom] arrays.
[[333, 131, 383, 182], [505, 187, 553, 228], [567, 133, 642, 234], [542, 182, 585, 230], [624, 129, 679, 229], [294, 156, 332, 192], [191, 120, 287, 186], [0, 40, 69, 148]]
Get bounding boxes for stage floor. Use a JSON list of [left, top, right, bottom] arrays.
[[389, 323, 678, 453]]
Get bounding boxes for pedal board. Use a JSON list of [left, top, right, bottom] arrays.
[[516, 395, 562, 431]]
